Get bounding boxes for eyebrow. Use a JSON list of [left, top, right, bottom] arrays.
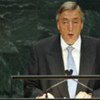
[[62, 17, 81, 21]]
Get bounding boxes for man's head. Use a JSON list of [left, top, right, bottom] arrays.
[[56, 1, 84, 45]]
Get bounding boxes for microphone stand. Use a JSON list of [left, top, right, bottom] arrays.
[[65, 69, 93, 92], [45, 70, 93, 98], [45, 92, 48, 99], [45, 79, 68, 98], [45, 78, 68, 99]]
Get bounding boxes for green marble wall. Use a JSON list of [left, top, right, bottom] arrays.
[[0, 0, 100, 98]]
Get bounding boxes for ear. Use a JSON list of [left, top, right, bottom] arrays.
[[57, 21, 60, 30], [81, 22, 83, 30]]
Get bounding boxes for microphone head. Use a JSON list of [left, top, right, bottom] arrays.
[[70, 69, 73, 75], [65, 69, 73, 75]]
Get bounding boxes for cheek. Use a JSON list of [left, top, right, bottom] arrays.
[[60, 27, 68, 34], [57, 22, 66, 30], [59, 24, 68, 31], [74, 24, 83, 32]]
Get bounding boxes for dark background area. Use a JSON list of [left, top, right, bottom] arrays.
[[0, 0, 100, 98]]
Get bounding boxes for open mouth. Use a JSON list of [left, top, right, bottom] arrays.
[[68, 34, 74, 36]]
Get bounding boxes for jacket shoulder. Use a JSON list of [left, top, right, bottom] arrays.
[[33, 35, 59, 48]]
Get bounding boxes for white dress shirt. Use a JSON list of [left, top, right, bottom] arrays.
[[60, 36, 81, 75]]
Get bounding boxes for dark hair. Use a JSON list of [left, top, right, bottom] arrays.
[[56, 1, 84, 22]]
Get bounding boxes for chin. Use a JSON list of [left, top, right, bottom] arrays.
[[68, 40, 76, 45]]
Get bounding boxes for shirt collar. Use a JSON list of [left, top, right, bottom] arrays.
[[60, 35, 81, 52]]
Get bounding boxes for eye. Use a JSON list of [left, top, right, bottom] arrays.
[[63, 21, 69, 24], [73, 21, 78, 23], [72, 19, 81, 24]]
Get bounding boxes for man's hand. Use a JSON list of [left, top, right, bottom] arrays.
[[76, 91, 92, 99], [36, 93, 55, 99]]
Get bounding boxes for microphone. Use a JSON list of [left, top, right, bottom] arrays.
[[65, 69, 73, 75], [45, 69, 93, 98]]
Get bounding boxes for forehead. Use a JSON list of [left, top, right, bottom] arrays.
[[59, 10, 82, 20]]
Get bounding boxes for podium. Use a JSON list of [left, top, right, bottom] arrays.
[[9, 75, 100, 99]]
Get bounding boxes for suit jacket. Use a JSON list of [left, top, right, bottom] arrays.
[[24, 35, 100, 99]]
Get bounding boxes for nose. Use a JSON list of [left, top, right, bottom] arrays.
[[68, 22, 73, 31]]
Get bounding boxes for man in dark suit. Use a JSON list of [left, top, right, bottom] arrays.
[[24, 1, 100, 99]]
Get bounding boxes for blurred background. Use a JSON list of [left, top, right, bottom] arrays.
[[0, 0, 100, 98]]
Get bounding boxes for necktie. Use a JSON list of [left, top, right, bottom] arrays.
[[67, 46, 78, 98]]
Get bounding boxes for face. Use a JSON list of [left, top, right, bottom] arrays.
[[57, 10, 83, 45]]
